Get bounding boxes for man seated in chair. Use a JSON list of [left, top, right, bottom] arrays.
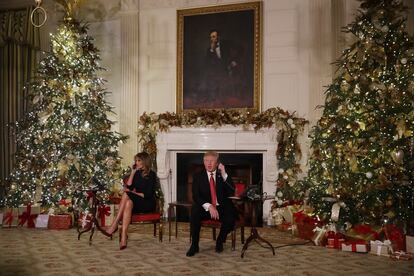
[[186, 151, 237, 256]]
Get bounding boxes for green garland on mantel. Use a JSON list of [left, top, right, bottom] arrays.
[[137, 107, 308, 203]]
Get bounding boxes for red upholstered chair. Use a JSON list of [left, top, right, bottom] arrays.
[[200, 182, 246, 250], [118, 176, 163, 242]]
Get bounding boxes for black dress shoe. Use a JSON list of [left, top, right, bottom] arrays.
[[215, 242, 223, 253], [186, 245, 199, 257]]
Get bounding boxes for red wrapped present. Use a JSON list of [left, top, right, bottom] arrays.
[[48, 214, 72, 230], [78, 212, 92, 229], [383, 224, 406, 252], [18, 204, 39, 228], [293, 211, 322, 240], [2, 208, 19, 227], [335, 232, 346, 249], [326, 231, 336, 248], [341, 241, 369, 253], [346, 224, 381, 242]]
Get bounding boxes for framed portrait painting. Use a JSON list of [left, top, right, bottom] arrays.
[[177, 1, 262, 113]]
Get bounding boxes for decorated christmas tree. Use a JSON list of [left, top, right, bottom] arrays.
[[306, 0, 414, 227], [2, 17, 127, 209]]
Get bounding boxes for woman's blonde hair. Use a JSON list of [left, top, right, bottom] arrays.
[[135, 152, 151, 177]]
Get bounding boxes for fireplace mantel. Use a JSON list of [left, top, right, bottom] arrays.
[[156, 125, 278, 219]]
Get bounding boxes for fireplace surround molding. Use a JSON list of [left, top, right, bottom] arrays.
[[156, 125, 279, 219]]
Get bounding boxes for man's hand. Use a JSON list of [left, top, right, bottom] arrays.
[[218, 163, 226, 178], [210, 41, 217, 51], [208, 205, 219, 220]]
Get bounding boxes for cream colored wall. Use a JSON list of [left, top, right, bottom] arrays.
[[4, 0, 414, 164]]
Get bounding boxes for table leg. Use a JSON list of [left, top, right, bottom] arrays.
[[78, 193, 112, 245], [240, 201, 275, 258], [168, 205, 172, 242], [175, 206, 178, 239]]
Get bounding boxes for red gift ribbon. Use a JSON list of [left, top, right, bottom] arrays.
[[18, 204, 38, 228], [335, 232, 346, 249], [4, 211, 14, 227], [98, 205, 111, 226]]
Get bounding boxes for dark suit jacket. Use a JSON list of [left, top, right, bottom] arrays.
[[192, 170, 235, 208], [205, 41, 231, 75]]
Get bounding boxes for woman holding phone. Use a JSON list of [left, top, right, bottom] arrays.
[[105, 152, 156, 250]]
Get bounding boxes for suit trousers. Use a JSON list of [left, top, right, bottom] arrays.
[[190, 200, 237, 246]]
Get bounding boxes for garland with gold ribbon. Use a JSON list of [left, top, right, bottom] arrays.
[[137, 108, 308, 202]]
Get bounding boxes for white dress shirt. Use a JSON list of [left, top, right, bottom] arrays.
[[202, 170, 228, 211]]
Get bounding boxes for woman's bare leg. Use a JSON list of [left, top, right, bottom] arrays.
[[120, 200, 133, 246], [106, 192, 130, 234]]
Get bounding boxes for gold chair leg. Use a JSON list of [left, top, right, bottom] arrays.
[[159, 222, 163, 242]]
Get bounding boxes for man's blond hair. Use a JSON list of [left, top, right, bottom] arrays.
[[204, 151, 219, 159]]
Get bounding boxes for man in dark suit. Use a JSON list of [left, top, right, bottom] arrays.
[[186, 151, 237, 257]]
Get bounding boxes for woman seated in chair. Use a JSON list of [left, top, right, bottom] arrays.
[[105, 152, 156, 250]]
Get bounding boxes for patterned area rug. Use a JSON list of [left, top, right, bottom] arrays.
[[0, 223, 413, 275]]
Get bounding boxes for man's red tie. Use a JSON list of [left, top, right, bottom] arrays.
[[209, 173, 217, 207]]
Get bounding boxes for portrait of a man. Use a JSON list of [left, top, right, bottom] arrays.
[[177, 2, 262, 112]]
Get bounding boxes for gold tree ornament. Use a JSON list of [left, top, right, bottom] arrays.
[[54, 0, 84, 21], [391, 150, 404, 164]]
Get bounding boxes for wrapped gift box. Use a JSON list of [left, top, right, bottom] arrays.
[[293, 211, 322, 240], [78, 212, 92, 229], [390, 251, 414, 261], [312, 226, 327, 246], [35, 214, 49, 228], [277, 221, 292, 232], [345, 224, 381, 242], [48, 214, 72, 230], [2, 208, 19, 227], [281, 205, 301, 223], [97, 204, 115, 227], [406, 236, 414, 253], [383, 224, 406, 252], [114, 204, 120, 216], [370, 240, 393, 256], [341, 241, 369, 253], [18, 205, 40, 228]]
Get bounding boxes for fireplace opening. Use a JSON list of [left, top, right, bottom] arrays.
[[176, 152, 263, 226]]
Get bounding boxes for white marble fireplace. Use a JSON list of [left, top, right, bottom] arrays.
[[156, 126, 279, 219]]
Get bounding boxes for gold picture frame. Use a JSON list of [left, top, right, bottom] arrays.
[[177, 1, 262, 113]]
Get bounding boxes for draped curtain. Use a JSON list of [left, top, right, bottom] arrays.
[[0, 7, 40, 200]]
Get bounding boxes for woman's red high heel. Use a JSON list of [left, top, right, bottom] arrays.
[[105, 226, 118, 238], [120, 237, 128, 250], [120, 243, 127, 250]]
